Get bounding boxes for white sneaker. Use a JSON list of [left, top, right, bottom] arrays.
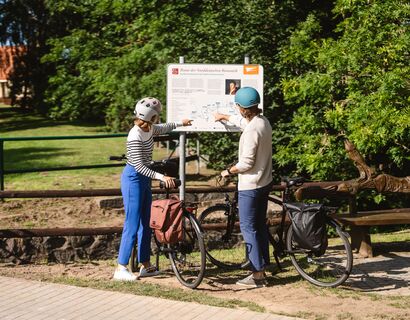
[[113, 266, 137, 281], [138, 265, 160, 278]]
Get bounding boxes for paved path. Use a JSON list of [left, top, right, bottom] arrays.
[[0, 276, 299, 320], [0, 249, 408, 319]]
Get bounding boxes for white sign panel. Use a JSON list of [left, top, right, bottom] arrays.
[[166, 64, 264, 132]]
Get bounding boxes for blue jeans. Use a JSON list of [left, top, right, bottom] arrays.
[[238, 183, 271, 272], [117, 164, 152, 266]]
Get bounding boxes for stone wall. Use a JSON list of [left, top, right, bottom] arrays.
[[0, 234, 121, 264], [0, 192, 281, 264]]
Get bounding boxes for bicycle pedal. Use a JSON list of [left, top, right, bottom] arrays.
[[277, 252, 286, 259]]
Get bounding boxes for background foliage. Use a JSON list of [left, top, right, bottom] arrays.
[[1, 0, 409, 196], [276, 0, 410, 183]]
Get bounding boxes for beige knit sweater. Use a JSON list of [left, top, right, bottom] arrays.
[[228, 114, 272, 191]]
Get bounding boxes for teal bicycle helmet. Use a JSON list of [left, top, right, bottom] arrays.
[[234, 87, 260, 108]]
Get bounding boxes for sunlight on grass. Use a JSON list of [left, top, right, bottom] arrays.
[[206, 247, 246, 262], [6, 168, 123, 190], [371, 230, 410, 243], [385, 295, 410, 309], [0, 105, 176, 190], [5, 146, 168, 190]]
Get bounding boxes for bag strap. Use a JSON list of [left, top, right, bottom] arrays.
[[169, 194, 180, 201]]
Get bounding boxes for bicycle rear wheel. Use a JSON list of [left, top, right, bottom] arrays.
[[286, 218, 353, 287], [168, 213, 206, 289], [199, 204, 249, 269]]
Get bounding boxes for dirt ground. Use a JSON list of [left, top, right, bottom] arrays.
[[1, 198, 409, 320], [0, 197, 126, 229]]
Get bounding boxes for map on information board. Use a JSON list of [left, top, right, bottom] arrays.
[[166, 64, 264, 132]]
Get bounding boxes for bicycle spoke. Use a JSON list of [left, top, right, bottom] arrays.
[[199, 205, 249, 269]]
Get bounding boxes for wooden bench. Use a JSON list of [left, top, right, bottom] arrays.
[[334, 208, 410, 257]]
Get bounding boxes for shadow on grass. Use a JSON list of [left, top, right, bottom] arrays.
[[4, 147, 76, 170], [0, 106, 19, 117], [1, 118, 105, 134], [0, 106, 106, 134], [373, 241, 410, 254]]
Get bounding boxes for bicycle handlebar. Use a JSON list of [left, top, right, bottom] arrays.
[[109, 154, 126, 161], [159, 179, 181, 189], [281, 176, 306, 188]]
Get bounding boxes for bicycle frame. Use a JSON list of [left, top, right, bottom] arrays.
[[208, 177, 320, 267], [200, 176, 353, 287], [223, 193, 238, 241]]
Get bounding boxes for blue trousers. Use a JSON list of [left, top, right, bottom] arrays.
[[117, 164, 152, 266], [238, 183, 271, 272]]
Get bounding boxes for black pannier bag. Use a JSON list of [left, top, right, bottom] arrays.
[[285, 202, 328, 257]]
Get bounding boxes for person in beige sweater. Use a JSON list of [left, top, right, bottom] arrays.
[[214, 87, 272, 288]]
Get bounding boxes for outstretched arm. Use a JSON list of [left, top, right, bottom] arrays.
[[152, 119, 192, 135]]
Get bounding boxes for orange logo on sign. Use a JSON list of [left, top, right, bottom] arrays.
[[243, 65, 259, 75]]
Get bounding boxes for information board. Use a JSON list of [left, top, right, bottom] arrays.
[[166, 64, 264, 132]]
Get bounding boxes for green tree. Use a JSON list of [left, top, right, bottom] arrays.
[[0, 0, 81, 111], [42, 0, 138, 125], [182, 0, 335, 169], [275, 0, 410, 182], [4, 0, 408, 190]]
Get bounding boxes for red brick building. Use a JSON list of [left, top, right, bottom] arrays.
[[0, 46, 23, 105]]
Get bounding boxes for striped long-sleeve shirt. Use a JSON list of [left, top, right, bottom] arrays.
[[126, 123, 181, 180]]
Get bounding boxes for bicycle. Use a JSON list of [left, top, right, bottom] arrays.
[[199, 176, 353, 288], [110, 155, 206, 289]]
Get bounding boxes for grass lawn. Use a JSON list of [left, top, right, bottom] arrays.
[[0, 104, 185, 190], [371, 228, 410, 243]]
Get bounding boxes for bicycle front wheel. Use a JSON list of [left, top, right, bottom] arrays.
[[130, 233, 161, 273], [130, 242, 139, 272], [199, 205, 249, 269], [168, 213, 206, 289], [286, 218, 353, 287]]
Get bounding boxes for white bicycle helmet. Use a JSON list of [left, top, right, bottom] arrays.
[[134, 97, 162, 122]]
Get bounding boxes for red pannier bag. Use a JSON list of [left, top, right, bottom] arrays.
[[150, 197, 183, 244]]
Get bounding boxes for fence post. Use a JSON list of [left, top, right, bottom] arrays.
[[195, 139, 200, 175], [348, 194, 357, 215], [244, 54, 250, 65], [0, 140, 4, 191]]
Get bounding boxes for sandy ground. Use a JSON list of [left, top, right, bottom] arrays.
[[1, 198, 409, 320]]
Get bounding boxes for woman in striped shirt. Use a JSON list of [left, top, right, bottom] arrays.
[[113, 97, 192, 281]]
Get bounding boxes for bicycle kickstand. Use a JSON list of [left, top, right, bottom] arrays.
[[273, 252, 283, 271], [155, 248, 160, 272]]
